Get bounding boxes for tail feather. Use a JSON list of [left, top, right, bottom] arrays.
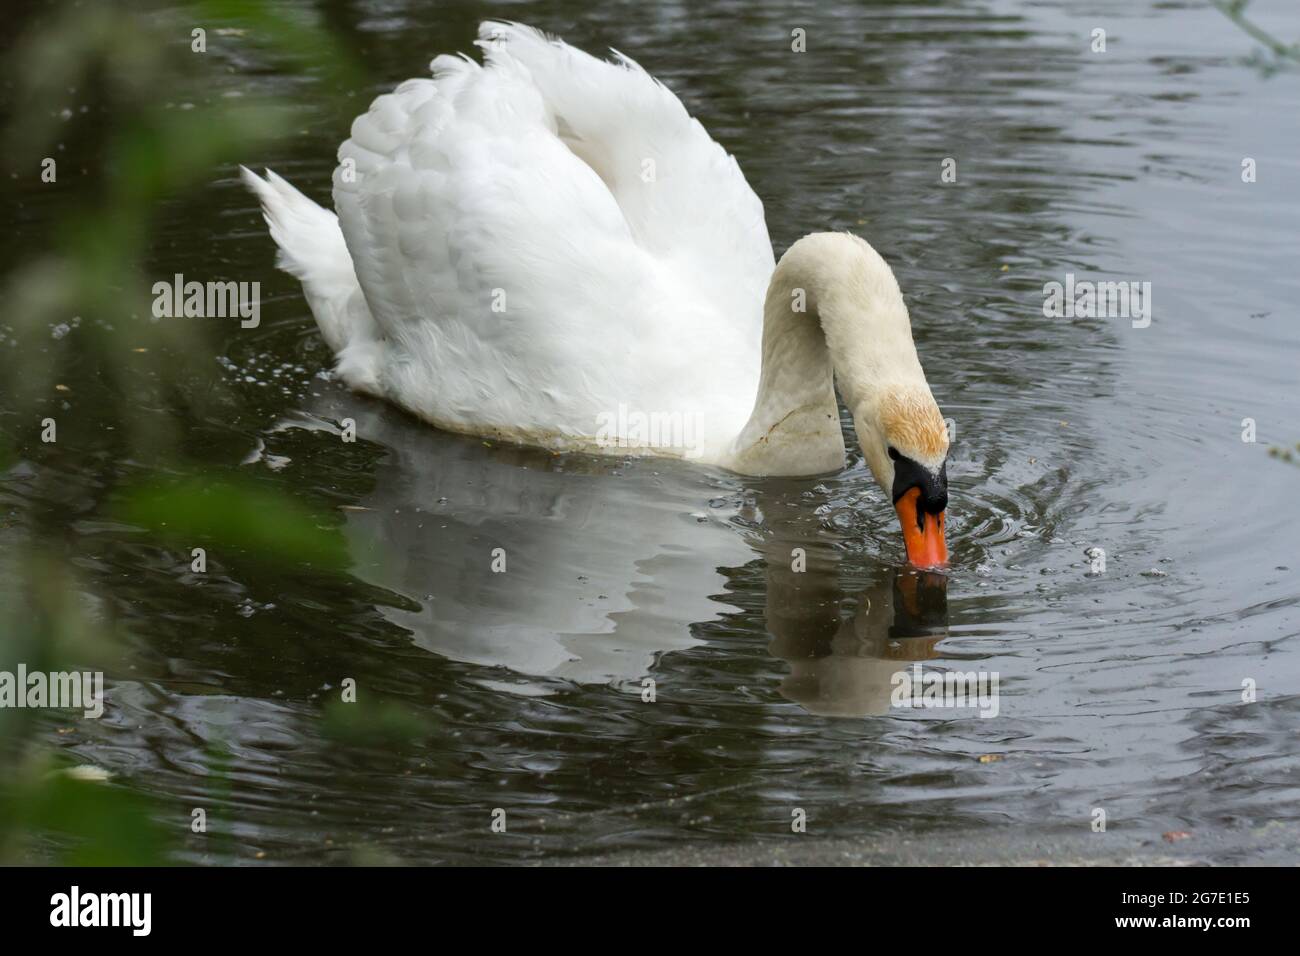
[[240, 166, 382, 394]]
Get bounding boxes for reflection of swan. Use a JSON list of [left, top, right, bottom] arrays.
[[274, 392, 752, 690], [750, 491, 949, 717], [242, 21, 950, 567], [259, 391, 948, 707], [770, 571, 948, 718]]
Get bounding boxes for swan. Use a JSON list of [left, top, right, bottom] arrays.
[[241, 21, 950, 567]]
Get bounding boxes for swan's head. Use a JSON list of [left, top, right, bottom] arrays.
[[854, 387, 949, 569], [749, 231, 952, 567]]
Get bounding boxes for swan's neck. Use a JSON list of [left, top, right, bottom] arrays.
[[725, 233, 918, 477], [726, 262, 844, 475]]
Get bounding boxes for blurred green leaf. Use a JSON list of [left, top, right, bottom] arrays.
[[1, 772, 170, 866], [1212, 0, 1300, 69], [0, 0, 367, 865], [195, 0, 364, 95], [115, 476, 350, 572], [322, 697, 435, 747]]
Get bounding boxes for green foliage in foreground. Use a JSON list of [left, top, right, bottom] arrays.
[[1212, 0, 1300, 74], [0, 0, 361, 865], [115, 476, 351, 574]]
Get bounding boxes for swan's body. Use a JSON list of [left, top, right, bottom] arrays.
[[244, 22, 952, 564]]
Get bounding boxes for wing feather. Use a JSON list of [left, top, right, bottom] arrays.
[[328, 21, 770, 449]]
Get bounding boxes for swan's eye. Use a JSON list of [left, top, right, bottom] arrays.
[[887, 446, 900, 461]]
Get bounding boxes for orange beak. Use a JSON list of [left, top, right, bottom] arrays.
[[894, 486, 948, 569]]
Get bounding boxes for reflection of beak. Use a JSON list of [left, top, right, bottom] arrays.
[[894, 487, 947, 569], [892, 569, 949, 638]]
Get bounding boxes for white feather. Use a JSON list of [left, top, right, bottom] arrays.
[[242, 21, 945, 483]]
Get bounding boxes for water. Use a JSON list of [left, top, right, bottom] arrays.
[[3, 0, 1298, 863]]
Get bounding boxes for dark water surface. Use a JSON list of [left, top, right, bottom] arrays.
[[3, 0, 1299, 863]]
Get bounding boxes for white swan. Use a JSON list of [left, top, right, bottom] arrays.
[[242, 21, 950, 567]]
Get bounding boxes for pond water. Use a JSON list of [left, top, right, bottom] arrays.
[[3, 0, 1298, 863]]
